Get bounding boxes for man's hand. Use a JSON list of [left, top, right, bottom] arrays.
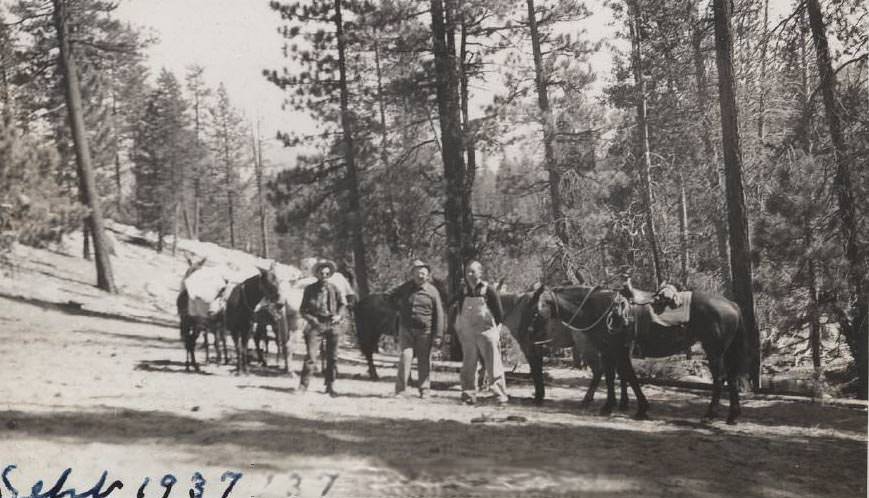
[[432, 336, 443, 349], [330, 314, 343, 325]]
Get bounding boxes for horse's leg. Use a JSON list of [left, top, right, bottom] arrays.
[[581, 356, 602, 407], [203, 326, 211, 363], [220, 326, 229, 365], [181, 318, 192, 372], [528, 342, 546, 404], [599, 349, 617, 416], [618, 377, 630, 411], [702, 351, 725, 423], [617, 346, 647, 419], [191, 326, 201, 372], [254, 324, 267, 367]]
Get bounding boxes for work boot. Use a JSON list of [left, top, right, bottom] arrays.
[[326, 385, 339, 398], [461, 393, 476, 406]]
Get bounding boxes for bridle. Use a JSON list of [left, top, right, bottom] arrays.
[[530, 286, 626, 344]]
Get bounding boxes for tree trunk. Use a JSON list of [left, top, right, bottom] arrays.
[[222, 120, 236, 249], [374, 36, 401, 254], [628, 0, 663, 286], [527, 0, 568, 247], [690, 0, 732, 296], [253, 126, 269, 259], [459, 20, 476, 260], [806, 0, 866, 398], [756, 0, 769, 142], [430, 0, 466, 298], [677, 164, 689, 288], [713, 0, 760, 389], [334, 0, 369, 297], [53, 0, 116, 293], [431, 0, 467, 361]]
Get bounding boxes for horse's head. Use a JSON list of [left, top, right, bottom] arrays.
[[518, 285, 555, 346], [257, 263, 283, 307]]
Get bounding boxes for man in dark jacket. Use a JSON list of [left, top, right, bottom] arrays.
[[387, 260, 445, 398], [299, 260, 346, 396]]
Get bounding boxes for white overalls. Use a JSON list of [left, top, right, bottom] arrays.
[[455, 286, 509, 402]]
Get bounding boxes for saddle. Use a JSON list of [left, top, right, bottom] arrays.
[[620, 280, 691, 328]]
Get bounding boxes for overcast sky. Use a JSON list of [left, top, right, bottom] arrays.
[[114, 0, 623, 169]]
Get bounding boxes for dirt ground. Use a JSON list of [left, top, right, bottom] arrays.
[[0, 294, 865, 498], [0, 229, 866, 498]]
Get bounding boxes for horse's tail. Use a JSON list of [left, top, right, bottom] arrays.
[[724, 305, 752, 382]]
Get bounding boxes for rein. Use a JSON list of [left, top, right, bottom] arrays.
[[551, 286, 623, 335]]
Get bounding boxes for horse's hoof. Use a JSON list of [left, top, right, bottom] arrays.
[[633, 412, 649, 421], [533, 397, 544, 407], [579, 399, 593, 408], [726, 417, 737, 425], [618, 402, 630, 411], [599, 406, 614, 416]]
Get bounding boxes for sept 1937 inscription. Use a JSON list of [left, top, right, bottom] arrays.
[[1, 466, 341, 498]]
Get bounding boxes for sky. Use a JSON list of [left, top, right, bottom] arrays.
[[114, 0, 624, 170]]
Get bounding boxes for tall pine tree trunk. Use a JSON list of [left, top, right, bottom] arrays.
[[629, 0, 663, 286], [713, 0, 760, 388], [527, 0, 568, 247], [223, 136, 236, 249], [677, 164, 689, 288], [53, 0, 116, 293], [459, 20, 476, 259], [334, 0, 369, 297], [690, 0, 732, 296], [806, 0, 866, 398], [431, 0, 467, 361], [373, 36, 401, 254], [431, 0, 467, 299]]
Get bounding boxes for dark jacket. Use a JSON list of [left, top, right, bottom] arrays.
[[300, 280, 346, 324], [459, 281, 504, 325], [387, 280, 445, 338]]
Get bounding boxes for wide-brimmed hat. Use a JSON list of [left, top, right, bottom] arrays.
[[313, 260, 336, 275], [411, 259, 431, 272]]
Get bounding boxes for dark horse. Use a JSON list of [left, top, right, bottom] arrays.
[[526, 285, 750, 424], [354, 277, 449, 379], [224, 265, 283, 375], [252, 301, 300, 374], [500, 291, 629, 408]]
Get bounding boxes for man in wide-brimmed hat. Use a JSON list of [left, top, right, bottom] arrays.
[[386, 259, 445, 399], [299, 259, 346, 397]]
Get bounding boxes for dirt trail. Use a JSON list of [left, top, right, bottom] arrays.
[[1, 296, 865, 498], [1, 229, 866, 498]]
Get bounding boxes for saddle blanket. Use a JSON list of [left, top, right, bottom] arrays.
[[183, 267, 229, 318], [648, 291, 692, 327]]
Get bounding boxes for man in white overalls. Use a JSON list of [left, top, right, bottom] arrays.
[[454, 260, 509, 405]]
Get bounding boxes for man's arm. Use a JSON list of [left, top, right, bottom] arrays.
[[430, 285, 446, 339], [333, 283, 347, 319], [486, 285, 504, 325], [299, 286, 319, 323]]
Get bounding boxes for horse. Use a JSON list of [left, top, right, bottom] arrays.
[[176, 288, 208, 372], [527, 285, 750, 424], [499, 292, 629, 408], [224, 264, 283, 375], [252, 300, 301, 374], [203, 282, 231, 364], [176, 256, 215, 372]]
